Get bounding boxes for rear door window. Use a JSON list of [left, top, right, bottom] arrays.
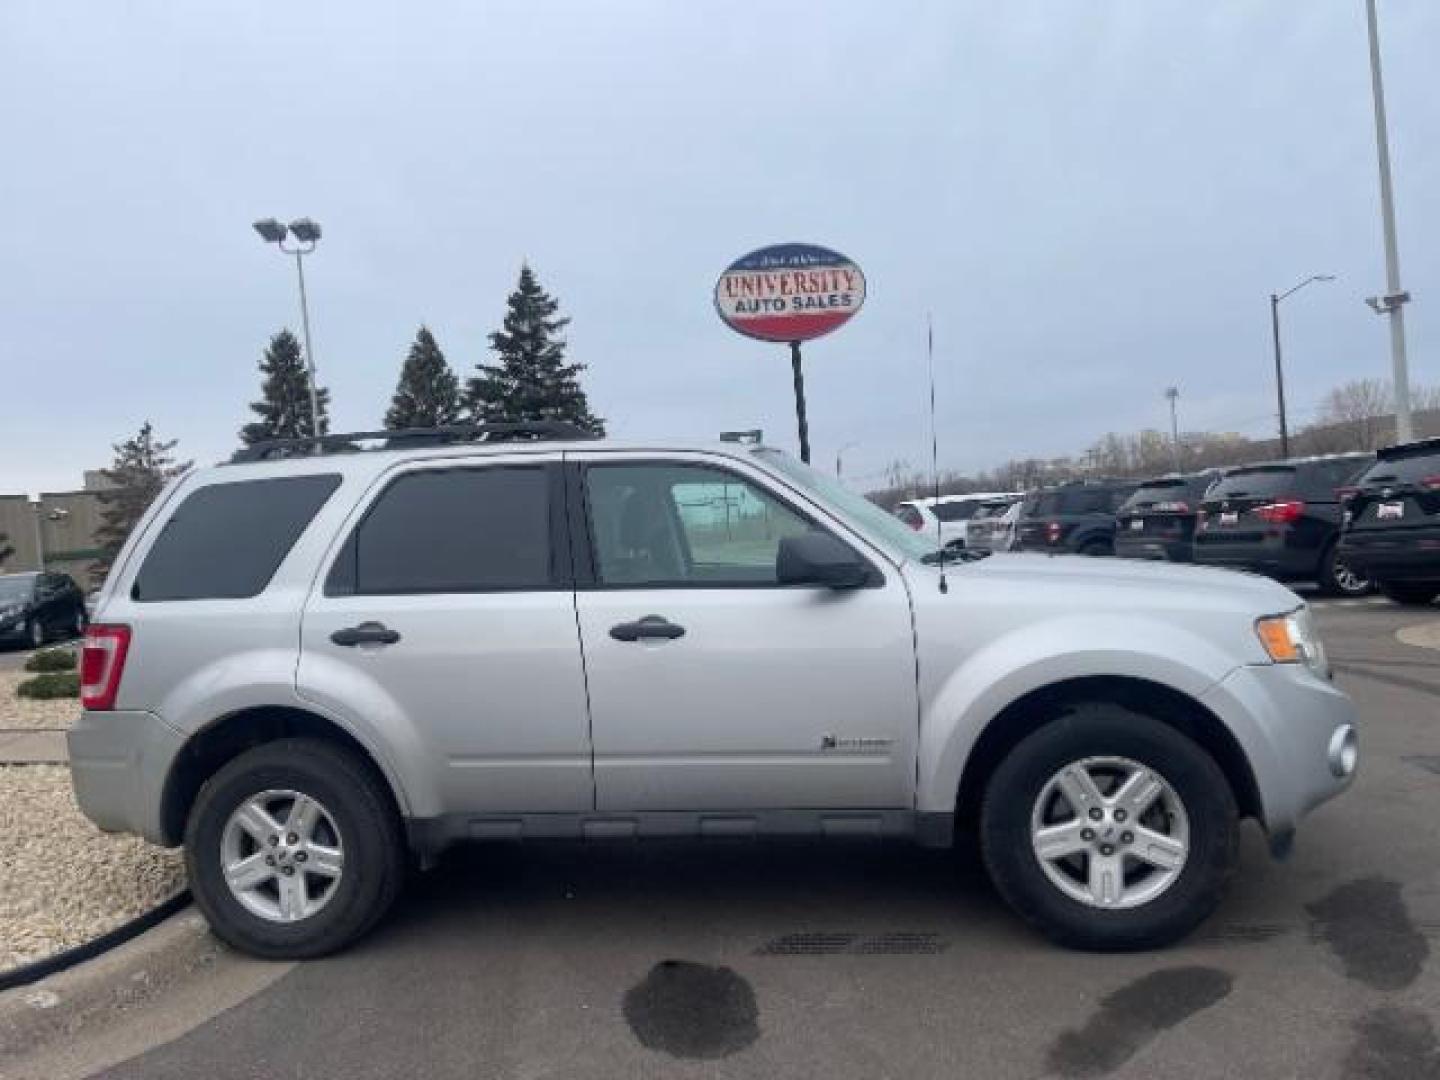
[[133, 475, 341, 601], [326, 466, 555, 595]]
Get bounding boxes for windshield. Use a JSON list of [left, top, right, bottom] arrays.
[[757, 449, 937, 562], [0, 576, 36, 603]]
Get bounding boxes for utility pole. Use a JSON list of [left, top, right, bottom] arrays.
[[1164, 387, 1181, 472], [1363, 0, 1414, 444]]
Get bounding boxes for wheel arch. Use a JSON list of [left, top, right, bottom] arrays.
[[953, 675, 1263, 836], [159, 705, 408, 847]]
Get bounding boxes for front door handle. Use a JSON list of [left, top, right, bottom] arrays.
[[609, 615, 685, 642], [331, 621, 401, 647]]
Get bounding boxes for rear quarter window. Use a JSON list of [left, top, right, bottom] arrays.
[[131, 474, 341, 601]]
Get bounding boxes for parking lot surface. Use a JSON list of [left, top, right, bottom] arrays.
[[15, 596, 1440, 1080]]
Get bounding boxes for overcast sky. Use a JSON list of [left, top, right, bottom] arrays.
[[2, 1, 1436, 494]]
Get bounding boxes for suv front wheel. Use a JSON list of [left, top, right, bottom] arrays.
[[185, 738, 405, 959], [980, 703, 1237, 950]]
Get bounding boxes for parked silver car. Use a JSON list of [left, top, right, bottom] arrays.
[[69, 424, 1359, 958]]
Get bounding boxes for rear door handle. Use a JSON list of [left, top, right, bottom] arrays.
[[609, 615, 685, 642], [330, 621, 401, 647]]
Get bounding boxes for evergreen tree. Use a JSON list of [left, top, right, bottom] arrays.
[[465, 264, 604, 434], [241, 329, 331, 445], [95, 422, 191, 574], [384, 326, 462, 429]]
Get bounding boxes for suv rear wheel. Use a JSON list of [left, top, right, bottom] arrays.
[[1378, 582, 1440, 606], [980, 703, 1237, 950], [1319, 542, 1371, 597], [185, 738, 405, 959]]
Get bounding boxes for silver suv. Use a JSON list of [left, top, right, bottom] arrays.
[[69, 424, 1359, 958]]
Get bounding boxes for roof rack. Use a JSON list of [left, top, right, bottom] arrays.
[[229, 421, 598, 464]]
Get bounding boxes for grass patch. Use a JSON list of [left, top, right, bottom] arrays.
[[16, 671, 80, 699], [24, 647, 78, 673]]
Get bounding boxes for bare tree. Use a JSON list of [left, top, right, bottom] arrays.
[[1319, 379, 1392, 451]]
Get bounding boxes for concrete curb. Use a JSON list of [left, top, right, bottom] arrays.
[[1396, 620, 1440, 651], [0, 905, 293, 1079]]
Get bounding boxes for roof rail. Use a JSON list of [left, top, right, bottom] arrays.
[[229, 421, 597, 464]]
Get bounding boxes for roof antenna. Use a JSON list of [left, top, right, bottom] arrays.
[[926, 312, 948, 594]]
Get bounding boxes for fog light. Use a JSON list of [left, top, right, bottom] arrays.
[[1328, 725, 1359, 778]]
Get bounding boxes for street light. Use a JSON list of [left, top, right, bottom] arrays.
[[253, 217, 324, 439], [28, 500, 69, 572], [1363, 0, 1415, 444], [1163, 388, 1181, 472], [836, 441, 860, 479], [1269, 275, 1335, 458]]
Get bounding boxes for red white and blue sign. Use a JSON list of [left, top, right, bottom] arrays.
[[714, 243, 866, 343]]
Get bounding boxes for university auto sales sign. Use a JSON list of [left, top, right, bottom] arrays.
[[714, 243, 866, 343]]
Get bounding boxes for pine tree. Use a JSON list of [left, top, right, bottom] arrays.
[[241, 329, 331, 446], [384, 326, 462, 430], [465, 264, 604, 434], [95, 422, 191, 574]]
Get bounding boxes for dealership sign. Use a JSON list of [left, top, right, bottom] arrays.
[[714, 243, 866, 343]]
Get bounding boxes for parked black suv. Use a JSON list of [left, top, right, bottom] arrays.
[[1338, 438, 1440, 606], [1114, 471, 1220, 563], [1015, 479, 1139, 556], [1193, 455, 1373, 596], [0, 571, 88, 649]]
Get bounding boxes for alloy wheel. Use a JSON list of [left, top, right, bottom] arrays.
[[1029, 756, 1190, 909], [220, 789, 345, 923]]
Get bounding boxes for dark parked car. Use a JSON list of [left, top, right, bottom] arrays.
[[1338, 437, 1440, 606], [1014, 479, 1139, 556], [1114, 471, 1220, 563], [1193, 455, 1373, 596], [0, 571, 88, 649]]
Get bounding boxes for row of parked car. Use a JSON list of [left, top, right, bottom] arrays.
[[895, 435, 1440, 605]]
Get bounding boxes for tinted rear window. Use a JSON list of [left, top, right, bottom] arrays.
[[1122, 476, 1212, 510], [1206, 468, 1296, 501], [326, 466, 553, 595], [133, 475, 340, 601], [1361, 446, 1440, 486], [932, 500, 981, 522]]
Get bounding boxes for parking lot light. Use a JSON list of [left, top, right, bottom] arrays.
[[252, 218, 288, 244], [252, 216, 324, 440], [1269, 275, 1335, 458]]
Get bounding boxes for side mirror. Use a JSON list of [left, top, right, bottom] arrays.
[[776, 533, 872, 589]]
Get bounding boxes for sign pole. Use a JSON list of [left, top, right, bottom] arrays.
[[789, 340, 811, 464]]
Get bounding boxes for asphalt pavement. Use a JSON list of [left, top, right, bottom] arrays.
[[9, 596, 1440, 1080]]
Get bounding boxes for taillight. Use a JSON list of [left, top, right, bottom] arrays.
[[1153, 500, 1190, 513], [80, 624, 131, 711], [1255, 500, 1305, 524], [1046, 521, 1062, 543], [1422, 476, 1440, 491]]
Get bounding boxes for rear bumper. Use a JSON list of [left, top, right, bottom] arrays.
[[1193, 537, 1317, 579], [1114, 537, 1192, 562], [67, 709, 185, 846], [1199, 663, 1358, 852], [1340, 534, 1440, 583]]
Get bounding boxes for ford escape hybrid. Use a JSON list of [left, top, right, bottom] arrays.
[[69, 424, 1359, 958]]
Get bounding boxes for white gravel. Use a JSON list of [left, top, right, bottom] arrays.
[[0, 672, 80, 732], [0, 765, 184, 971]]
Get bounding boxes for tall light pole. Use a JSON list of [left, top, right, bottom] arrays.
[[836, 440, 860, 479], [1164, 387, 1181, 472], [253, 217, 324, 438], [1363, 0, 1414, 444], [1270, 275, 1335, 458], [28, 500, 69, 572]]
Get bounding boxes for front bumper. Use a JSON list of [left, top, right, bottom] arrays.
[[1200, 662, 1358, 854], [67, 709, 186, 846]]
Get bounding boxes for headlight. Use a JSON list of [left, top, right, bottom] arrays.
[[1255, 607, 1328, 676]]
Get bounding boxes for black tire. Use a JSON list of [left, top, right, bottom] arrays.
[[1318, 542, 1371, 597], [185, 738, 405, 960], [1378, 581, 1440, 606], [980, 703, 1238, 951]]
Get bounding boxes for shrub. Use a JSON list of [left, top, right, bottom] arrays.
[[16, 671, 80, 699], [23, 647, 77, 673]]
